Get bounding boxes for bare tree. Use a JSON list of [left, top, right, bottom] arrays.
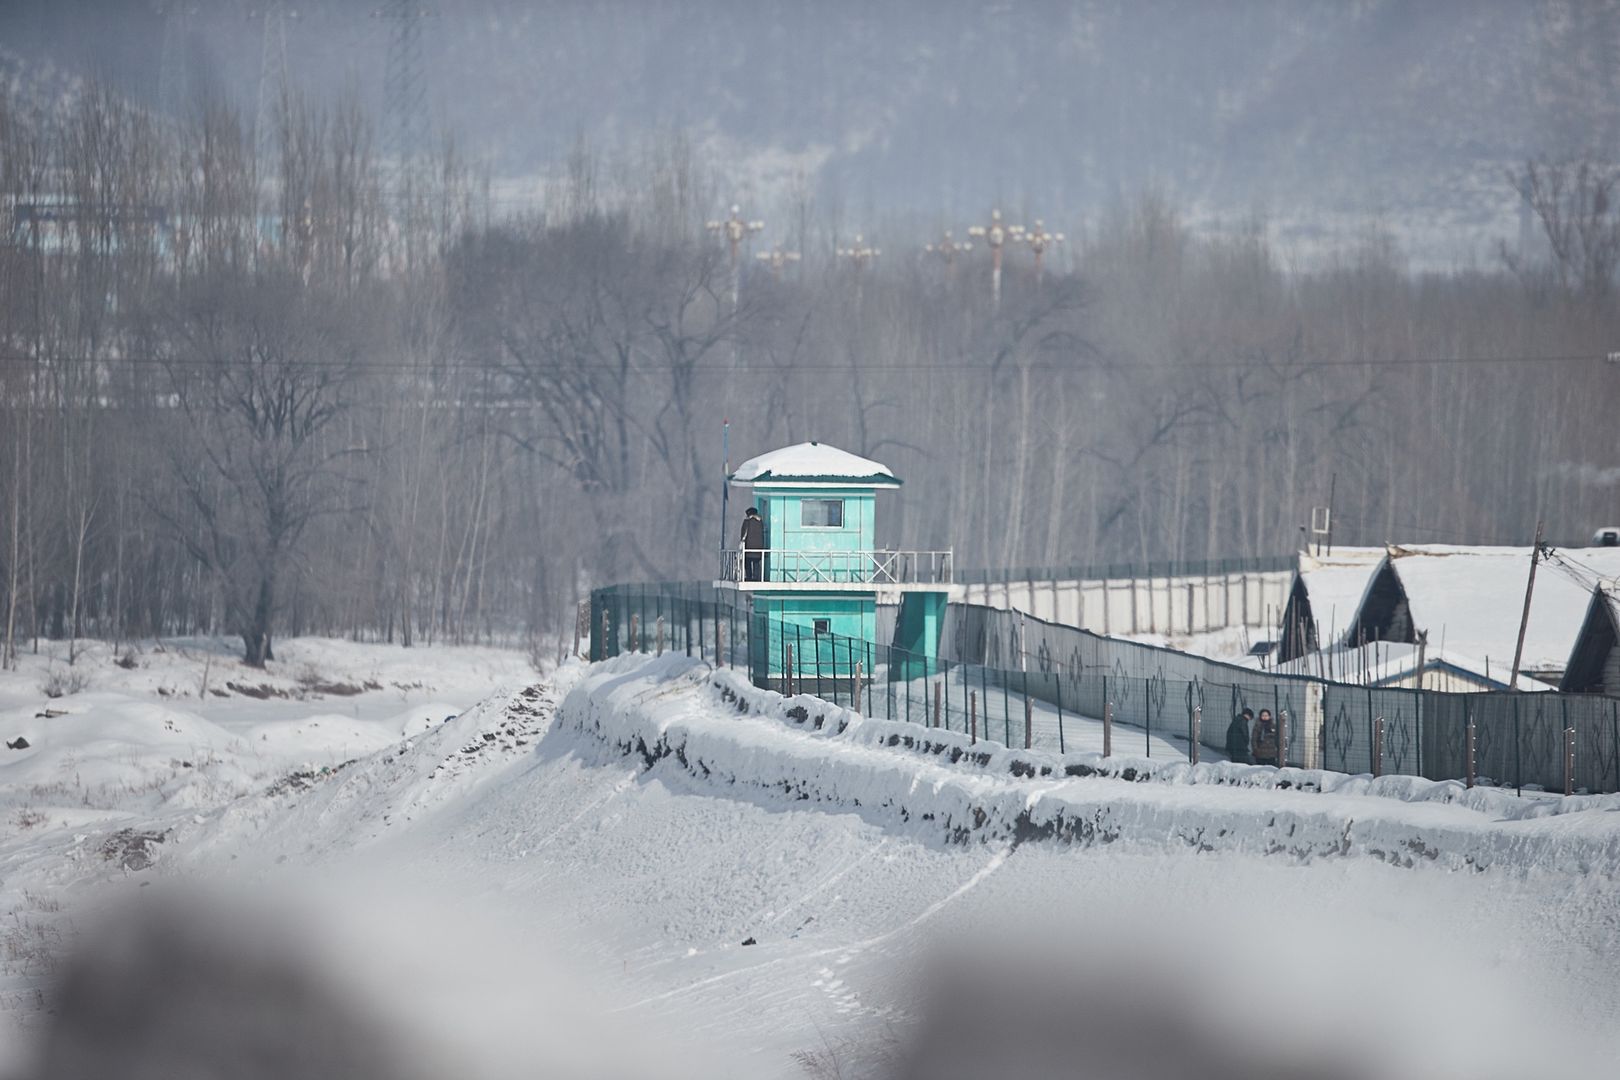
[[154, 269, 367, 666]]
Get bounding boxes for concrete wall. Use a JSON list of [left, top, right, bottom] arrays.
[[960, 569, 1294, 637]]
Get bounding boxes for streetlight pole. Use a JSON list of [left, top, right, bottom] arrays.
[[924, 229, 972, 273], [836, 233, 881, 309], [706, 203, 764, 305], [754, 244, 801, 280], [966, 208, 1023, 312], [1021, 219, 1064, 286]]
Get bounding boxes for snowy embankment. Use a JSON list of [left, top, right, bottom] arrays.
[[0, 638, 539, 1024], [561, 654, 1620, 873], [5, 646, 1620, 1077]]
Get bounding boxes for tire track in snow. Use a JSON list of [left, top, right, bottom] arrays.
[[743, 839, 892, 932], [610, 846, 1011, 1013], [517, 767, 640, 854]]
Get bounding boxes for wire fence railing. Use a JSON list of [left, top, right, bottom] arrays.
[[588, 582, 1620, 794], [955, 554, 1295, 585]]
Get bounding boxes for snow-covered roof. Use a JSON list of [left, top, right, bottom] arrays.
[[1377, 545, 1620, 674], [729, 442, 900, 487], [1295, 547, 1386, 638]]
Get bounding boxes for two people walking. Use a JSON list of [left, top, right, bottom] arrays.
[[1225, 706, 1280, 767]]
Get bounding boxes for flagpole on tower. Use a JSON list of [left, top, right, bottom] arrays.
[[720, 419, 731, 563]]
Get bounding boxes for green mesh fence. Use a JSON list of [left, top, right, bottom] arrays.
[[589, 583, 1620, 792]]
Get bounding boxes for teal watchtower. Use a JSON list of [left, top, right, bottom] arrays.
[[719, 442, 954, 692]]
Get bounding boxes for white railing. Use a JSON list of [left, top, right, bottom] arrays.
[[720, 548, 954, 586]]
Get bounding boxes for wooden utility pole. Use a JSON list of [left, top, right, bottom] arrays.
[[1508, 521, 1544, 691]]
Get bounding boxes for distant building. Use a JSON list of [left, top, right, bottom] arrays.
[[1560, 585, 1620, 696], [1267, 640, 1556, 692], [1276, 547, 1386, 663], [718, 442, 954, 689], [1346, 545, 1620, 685]]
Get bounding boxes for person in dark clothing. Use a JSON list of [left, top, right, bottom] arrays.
[[1251, 708, 1279, 767], [740, 506, 765, 581], [1226, 707, 1253, 764]]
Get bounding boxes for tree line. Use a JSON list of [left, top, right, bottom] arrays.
[[2, 83, 1618, 667]]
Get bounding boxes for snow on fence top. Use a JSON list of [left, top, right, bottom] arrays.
[[729, 442, 900, 487], [1372, 544, 1620, 674]]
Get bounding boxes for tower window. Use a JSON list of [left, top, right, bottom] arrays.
[[801, 499, 844, 528]]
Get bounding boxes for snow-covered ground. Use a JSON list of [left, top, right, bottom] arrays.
[[4, 645, 1620, 1078], [1117, 623, 1260, 662]]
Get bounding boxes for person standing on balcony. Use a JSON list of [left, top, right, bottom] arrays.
[[741, 506, 765, 581]]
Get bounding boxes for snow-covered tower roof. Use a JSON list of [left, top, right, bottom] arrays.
[[729, 442, 901, 488]]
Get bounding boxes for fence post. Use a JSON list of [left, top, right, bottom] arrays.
[[629, 614, 639, 654], [1103, 699, 1113, 759], [1055, 671, 1066, 754], [816, 635, 823, 699], [1023, 670, 1033, 750], [1190, 705, 1201, 766], [715, 616, 723, 668], [1372, 716, 1385, 778], [970, 691, 978, 746], [867, 642, 874, 715], [933, 681, 942, 729], [573, 600, 585, 658], [1002, 670, 1011, 747], [1465, 711, 1477, 789], [656, 616, 665, 657], [854, 662, 863, 716], [981, 665, 990, 743], [1514, 696, 1522, 797], [601, 609, 611, 660], [785, 644, 794, 696], [1279, 708, 1290, 769], [1144, 677, 1151, 759], [1565, 725, 1577, 797], [905, 650, 913, 725]]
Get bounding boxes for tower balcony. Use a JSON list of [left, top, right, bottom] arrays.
[[718, 548, 955, 592]]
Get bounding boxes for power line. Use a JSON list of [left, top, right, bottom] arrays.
[[0, 351, 1609, 375]]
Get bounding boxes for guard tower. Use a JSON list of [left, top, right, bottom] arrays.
[[718, 442, 954, 690]]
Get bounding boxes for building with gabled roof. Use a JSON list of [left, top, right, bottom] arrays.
[[1346, 545, 1620, 684], [1276, 547, 1386, 663], [1560, 584, 1620, 696]]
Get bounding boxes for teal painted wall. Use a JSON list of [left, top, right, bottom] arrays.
[[756, 489, 875, 554], [753, 593, 875, 642], [892, 591, 948, 678], [749, 592, 876, 678]]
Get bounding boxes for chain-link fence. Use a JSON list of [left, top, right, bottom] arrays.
[[589, 583, 1620, 792]]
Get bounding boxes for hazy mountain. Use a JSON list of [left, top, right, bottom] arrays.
[[4, 0, 1618, 264]]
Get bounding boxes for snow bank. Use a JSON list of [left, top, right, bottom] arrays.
[[554, 655, 1620, 874]]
